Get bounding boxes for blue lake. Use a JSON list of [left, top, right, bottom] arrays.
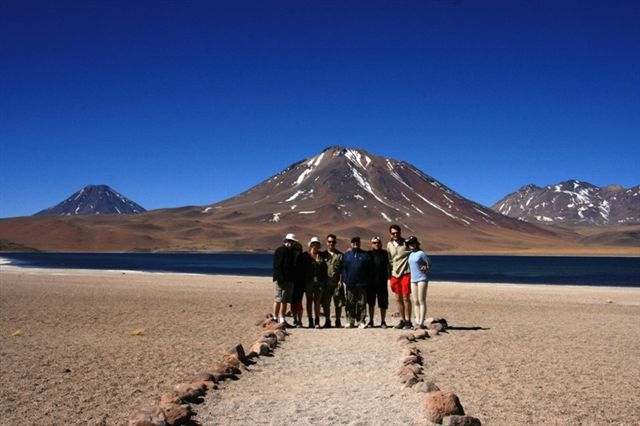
[[2, 252, 639, 287]]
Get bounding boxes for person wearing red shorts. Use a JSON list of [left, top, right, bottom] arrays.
[[387, 224, 413, 329]]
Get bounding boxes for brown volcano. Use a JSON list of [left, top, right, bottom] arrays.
[[0, 146, 636, 254]]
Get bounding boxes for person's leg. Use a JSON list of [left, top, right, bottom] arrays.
[[358, 288, 368, 326], [272, 301, 281, 320], [333, 287, 344, 327], [393, 292, 405, 328], [402, 275, 412, 328], [273, 281, 283, 321], [345, 288, 355, 327], [313, 288, 322, 328], [366, 286, 375, 327], [410, 282, 419, 325], [305, 288, 314, 328], [379, 285, 389, 327], [321, 286, 333, 327], [279, 302, 288, 323], [417, 281, 428, 327], [368, 304, 375, 327], [403, 295, 412, 328]]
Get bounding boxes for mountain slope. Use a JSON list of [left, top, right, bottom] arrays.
[[492, 180, 640, 226], [34, 185, 145, 216], [1, 147, 634, 254]]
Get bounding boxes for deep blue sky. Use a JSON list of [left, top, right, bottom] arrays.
[[1, 0, 639, 218]]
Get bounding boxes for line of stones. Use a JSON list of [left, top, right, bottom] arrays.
[[128, 320, 288, 426], [396, 319, 482, 426]]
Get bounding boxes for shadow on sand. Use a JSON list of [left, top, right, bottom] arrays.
[[445, 325, 490, 331]]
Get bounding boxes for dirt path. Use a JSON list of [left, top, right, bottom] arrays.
[[194, 325, 428, 425]]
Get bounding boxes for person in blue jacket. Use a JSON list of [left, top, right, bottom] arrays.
[[405, 236, 430, 329], [341, 236, 373, 328]]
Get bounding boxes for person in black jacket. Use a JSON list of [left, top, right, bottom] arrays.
[[368, 236, 390, 328], [290, 240, 305, 327], [272, 233, 297, 326]]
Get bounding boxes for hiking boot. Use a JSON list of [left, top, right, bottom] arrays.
[[380, 322, 388, 329], [335, 320, 342, 328], [308, 317, 314, 329], [322, 321, 331, 328], [366, 321, 374, 328], [403, 321, 414, 330], [394, 320, 406, 329], [314, 318, 320, 329]]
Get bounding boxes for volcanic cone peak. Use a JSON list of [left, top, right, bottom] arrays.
[[201, 146, 537, 239], [34, 184, 145, 216]]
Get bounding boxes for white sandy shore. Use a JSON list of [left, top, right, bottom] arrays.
[[1, 266, 639, 425]]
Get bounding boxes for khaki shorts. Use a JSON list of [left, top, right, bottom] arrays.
[[274, 281, 293, 303]]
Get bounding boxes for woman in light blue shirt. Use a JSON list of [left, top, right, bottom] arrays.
[[405, 236, 430, 329]]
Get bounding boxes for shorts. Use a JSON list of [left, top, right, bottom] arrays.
[[390, 274, 411, 296], [274, 281, 293, 303], [367, 283, 389, 309]]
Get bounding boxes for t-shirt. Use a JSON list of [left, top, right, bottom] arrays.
[[408, 250, 430, 283]]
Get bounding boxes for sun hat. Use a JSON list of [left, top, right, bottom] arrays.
[[284, 233, 298, 242], [371, 236, 381, 243], [308, 236, 321, 247], [405, 236, 419, 245]]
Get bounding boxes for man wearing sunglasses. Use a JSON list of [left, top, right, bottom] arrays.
[[387, 225, 412, 329], [368, 236, 390, 328]]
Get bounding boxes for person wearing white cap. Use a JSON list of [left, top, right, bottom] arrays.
[[300, 236, 328, 328], [272, 233, 298, 326]]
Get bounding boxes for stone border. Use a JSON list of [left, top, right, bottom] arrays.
[[128, 318, 287, 426], [128, 316, 482, 425], [395, 318, 482, 425]]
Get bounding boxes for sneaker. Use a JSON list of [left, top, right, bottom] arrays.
[[344, 322, 355, 329], [358, 321, 367, 329], [380, 322, 388, 329], [394, 320, 406, 329], [403, 321, 413, 330], [366, 321, 374, 328]]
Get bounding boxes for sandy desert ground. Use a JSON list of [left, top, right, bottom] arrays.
[[1, 267, 639, 425]]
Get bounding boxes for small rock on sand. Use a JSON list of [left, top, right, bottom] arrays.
[[424, 391, 465, 424], [128, 407, 166, 426], [442, 414, 482, 426], [160, 403, 193, 426]]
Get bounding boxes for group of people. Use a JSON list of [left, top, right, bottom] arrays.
[[272, 224, 430, 330]]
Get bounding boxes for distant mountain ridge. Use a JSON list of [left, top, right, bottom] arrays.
[[1, 148, 636, 254], [34, 184, 145, 216], [492, 180, 640, 226]]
